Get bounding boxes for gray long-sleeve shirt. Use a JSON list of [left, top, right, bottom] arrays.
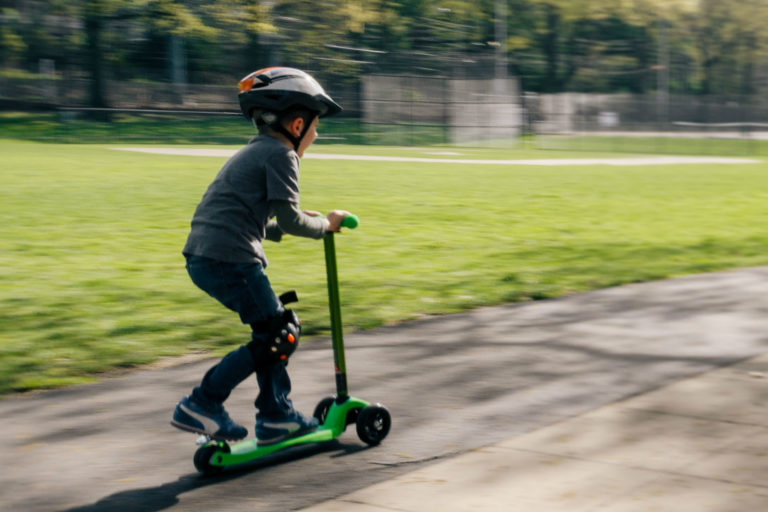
[[182, 135, 327, 266]]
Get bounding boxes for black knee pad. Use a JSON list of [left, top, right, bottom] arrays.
[[266, 308, 301, 362], [247, 309, 301, 365]]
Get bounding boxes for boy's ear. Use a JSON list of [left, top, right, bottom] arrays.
[[288, 117, 304, 137]]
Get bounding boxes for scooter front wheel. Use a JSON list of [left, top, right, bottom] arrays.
[[356, 404, 391, 446]]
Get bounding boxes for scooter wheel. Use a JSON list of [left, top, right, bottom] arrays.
[[356, 404, 391, 446], [193, 445, 225, 475], [313, 396, 337, 424]]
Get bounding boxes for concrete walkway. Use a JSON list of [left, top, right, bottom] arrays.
[[299, 352, 768, 512], [3, 267, 768, 511]]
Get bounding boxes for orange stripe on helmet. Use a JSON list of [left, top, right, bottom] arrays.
[[238, 76, 255, 93], [239, 66, 289, 93]]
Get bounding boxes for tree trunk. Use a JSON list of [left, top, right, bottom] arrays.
[[168, 35, 188, 105], [542, 4, 560, 92], [84, 3, 110, 121]]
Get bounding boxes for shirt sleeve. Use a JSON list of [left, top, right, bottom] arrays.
[[265, 220, 283, 242], [265, 148, 301, 203], [271, 200, 329, 240]]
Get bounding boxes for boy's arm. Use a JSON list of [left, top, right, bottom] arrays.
[[265, 220, 284, 242], [271, 200, 330, 240]]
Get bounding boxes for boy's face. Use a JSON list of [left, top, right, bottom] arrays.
[[296, 116, 318, 157]]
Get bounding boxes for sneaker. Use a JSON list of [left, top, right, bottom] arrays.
[[171, 396, 247, 441], [255, 410, 319, 446]]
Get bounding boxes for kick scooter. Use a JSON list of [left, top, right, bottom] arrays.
[[192, 215, 391, 475]]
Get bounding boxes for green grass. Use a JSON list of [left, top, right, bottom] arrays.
[[2, 139, 768, 393]]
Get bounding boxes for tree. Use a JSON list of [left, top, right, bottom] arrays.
[[13, 0, 273, 113], [0, 7, 27, 69], [692, 0, 768, 96], [4, 0, 768, 106], [501, 0, 610, 92]]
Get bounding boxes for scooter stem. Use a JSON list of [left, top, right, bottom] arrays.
[[323, 215, 360, 404], [324, 231, 348, 401], [323, 215, 358, 401]]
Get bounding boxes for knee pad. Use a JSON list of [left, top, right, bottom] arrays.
[[266, 308, 301, 362], [247, 291, 301, 365]]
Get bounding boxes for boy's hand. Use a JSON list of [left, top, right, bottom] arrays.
[[326, 210, 351, 232]]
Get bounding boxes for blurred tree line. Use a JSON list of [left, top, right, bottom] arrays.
[[1, 0, 766, 109]]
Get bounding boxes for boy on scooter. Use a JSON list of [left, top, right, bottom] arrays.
[[171, 67, 349, 445]]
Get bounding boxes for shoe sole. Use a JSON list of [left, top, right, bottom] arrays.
[[170, 420, 246, 442]]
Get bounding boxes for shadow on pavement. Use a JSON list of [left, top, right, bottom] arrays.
[[57, 441, 368, 512]]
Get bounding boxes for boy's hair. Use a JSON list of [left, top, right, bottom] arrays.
[[255, 106, 318, 135]]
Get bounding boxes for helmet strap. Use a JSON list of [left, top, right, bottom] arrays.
[[274, 124, 302, 152], [273, 117, 313, 152]]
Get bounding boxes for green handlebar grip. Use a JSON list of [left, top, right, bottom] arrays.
[[341, 215, 359, 229]]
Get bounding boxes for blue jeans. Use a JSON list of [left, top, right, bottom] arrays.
[[185, 255, 295, 419]]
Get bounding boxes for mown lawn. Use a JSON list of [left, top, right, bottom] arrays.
[[2, 139, 767, 393]]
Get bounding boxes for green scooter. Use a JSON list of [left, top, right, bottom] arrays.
[[192, 215, 391, 475]]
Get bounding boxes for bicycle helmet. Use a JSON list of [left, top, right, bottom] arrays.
[[238, 67, 342, 151]]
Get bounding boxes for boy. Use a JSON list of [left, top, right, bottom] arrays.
[[171, 67, 349, 445]]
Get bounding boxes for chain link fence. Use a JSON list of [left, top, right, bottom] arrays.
[[2, 73, 767, 154], [525, 93, 768, 155]]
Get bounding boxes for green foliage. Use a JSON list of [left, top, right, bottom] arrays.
[[1, 139, 768, 393], [0, 10, 26, 66], [1, 0, 767, 99]]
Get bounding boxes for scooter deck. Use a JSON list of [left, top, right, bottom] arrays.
[[215, 427, 336, 465], [201, 396, 370, 470]]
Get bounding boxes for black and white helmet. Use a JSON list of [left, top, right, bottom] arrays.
[[238, 67, 342, 122]]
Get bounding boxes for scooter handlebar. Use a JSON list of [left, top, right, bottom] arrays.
[[340, 214, 359, 229]]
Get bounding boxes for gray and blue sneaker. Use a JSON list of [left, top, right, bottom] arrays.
[[255, 410, 319, 446], [171, 396, 247, 441]]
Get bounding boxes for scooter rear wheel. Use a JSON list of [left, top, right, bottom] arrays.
[[193, 444, 228, 475], [356, 405, 391, 446]]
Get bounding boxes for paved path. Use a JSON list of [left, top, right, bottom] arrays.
[[2, 267, 767, 511], [298, 352, 768, 512], [111, 147, 760, 166]]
